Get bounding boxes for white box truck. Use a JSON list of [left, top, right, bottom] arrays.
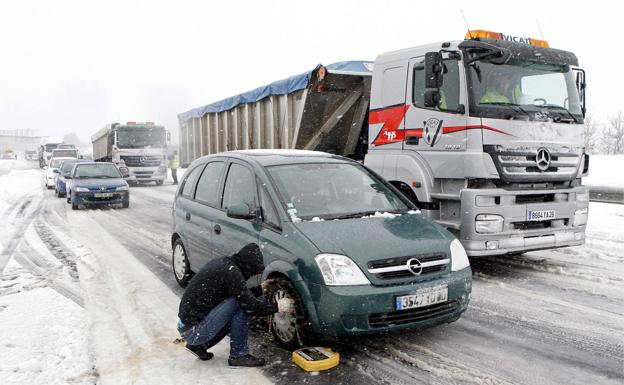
[[91, 122, 169, 185], [177, 30, 589, 256]]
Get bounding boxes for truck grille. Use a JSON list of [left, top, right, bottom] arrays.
[[368, 300, 459, 328], [120, 155, 162, 167], [367, 254, 449, 280], [484, 145, 582, 183]]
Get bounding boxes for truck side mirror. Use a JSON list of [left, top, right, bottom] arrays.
[[424, 90, 441, 108], [425, 52, 443, 89]]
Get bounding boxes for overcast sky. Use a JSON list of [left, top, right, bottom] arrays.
[[1, 0, 621, 142]]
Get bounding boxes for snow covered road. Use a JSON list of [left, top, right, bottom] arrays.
[[1, 160, 622, 385]]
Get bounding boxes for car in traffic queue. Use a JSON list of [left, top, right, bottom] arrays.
[[45, 157, 75, 189], [66, 162, 130, 210], [170, 150, 472, 348], [55, 159, 90, 198]]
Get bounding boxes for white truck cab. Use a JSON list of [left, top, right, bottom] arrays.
[[365, 31, 588, 256]]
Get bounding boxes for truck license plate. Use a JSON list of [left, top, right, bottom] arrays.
[[396, 285, 448, 311], [527, 210, 555, 221], [94, 193, 113, 198]]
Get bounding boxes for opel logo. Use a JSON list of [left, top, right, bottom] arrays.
[[406, 258, 423, 276], [535, 147, 551, 171]]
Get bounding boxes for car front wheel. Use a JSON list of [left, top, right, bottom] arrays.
[[266, 277, 310, 350], [172, 239, 192, 287]]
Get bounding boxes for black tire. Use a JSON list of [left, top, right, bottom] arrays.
[[266, 277, 311, 350], [72, 201, 78, 210], [122, 197, 130, 208], [156, 180, 164, 186], [172, 238, 192, 287]]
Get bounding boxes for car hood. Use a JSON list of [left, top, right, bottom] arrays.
[[72, 178, 126, 188], [293, 213, 452, 268]]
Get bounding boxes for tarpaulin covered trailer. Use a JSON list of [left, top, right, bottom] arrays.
[[177, 61, 373, 167]]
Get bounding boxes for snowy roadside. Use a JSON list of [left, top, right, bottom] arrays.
[[584, 154, 624, 188], [0, 163, 270, 385]]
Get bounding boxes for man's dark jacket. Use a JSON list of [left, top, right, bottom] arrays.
[[178, 243, 278, 328]]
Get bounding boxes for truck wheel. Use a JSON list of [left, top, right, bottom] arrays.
[[266, 277, 310, 350], [172, 239, 192, 287]]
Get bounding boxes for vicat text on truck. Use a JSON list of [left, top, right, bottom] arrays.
[[177, 30, 588, 257], [91, 122, 170, 185]]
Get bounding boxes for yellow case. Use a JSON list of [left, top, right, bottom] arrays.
[[292, 347, 340, 371]]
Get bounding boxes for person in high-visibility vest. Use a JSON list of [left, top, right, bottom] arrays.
[[480, 75, 512, 104], [170, 150, 180, 185]]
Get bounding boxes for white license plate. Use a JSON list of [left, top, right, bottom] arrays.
[[396, 285, 448, 311], [94, 193, 113, 198], [527, 209, 555, 221]]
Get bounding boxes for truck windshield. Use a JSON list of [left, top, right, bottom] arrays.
[[117, 127, 165, 149], [53, 150, 78, 158], [74, 164, 121, 179], [45, 144, 59, 151], [267, 163, 410, 221], [466, 59, 583, 122]]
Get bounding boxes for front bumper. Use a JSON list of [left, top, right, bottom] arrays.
[[73, 191, 129, 206], [126, 166, 166, 182], [460, 185, 589, 256], [302, 267, 471, 336]]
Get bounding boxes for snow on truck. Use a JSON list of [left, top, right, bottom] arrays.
[[91, 122, 170, 185], [177, 30, 589, 256]]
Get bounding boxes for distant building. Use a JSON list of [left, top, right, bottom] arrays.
[[0, 129, 45, 154]]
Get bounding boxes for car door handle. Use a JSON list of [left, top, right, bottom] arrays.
[[213, 224, 221, 235], [185, 212, 191, 221]]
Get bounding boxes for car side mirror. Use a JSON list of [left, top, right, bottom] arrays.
[[53, 169, 59, 174], [226, 203, 255, 220], [119, 167, 130, 178], [65, 175, 72, 180]]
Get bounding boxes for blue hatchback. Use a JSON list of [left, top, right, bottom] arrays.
[[55, 159, 89, 198], [67, 162, 130, 210]]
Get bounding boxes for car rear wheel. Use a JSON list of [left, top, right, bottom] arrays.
[[266, 277, 310, 350], [172, 239, 192, 287]]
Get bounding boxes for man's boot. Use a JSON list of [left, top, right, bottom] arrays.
[[185, 343, 214, 361], [228, 354, 265, 367]]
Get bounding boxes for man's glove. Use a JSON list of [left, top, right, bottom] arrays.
[[277, 298, 295, 313]]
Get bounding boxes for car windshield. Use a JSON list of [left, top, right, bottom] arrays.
[[467, 58, 583, 122], [60, 160, 79, 173], [49, 159, 65, 168], [117, 126, 165, 149], [74, 164, 121, 179], [45, 144, 59, 151], [267, 163, 410, 220]]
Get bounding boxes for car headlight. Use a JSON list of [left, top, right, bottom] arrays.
[[314, 254, 370, 286], [475, 214, 504, 233], [116, 185, 129, 192], [74, 187, 90, 192], [450, 239, 470, 271]]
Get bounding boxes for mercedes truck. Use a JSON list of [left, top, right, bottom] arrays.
[[177, 30, 589, 256], [91, 122, 169, 185]]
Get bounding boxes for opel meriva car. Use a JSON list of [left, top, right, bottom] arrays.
[[171, 150, 472, 347]]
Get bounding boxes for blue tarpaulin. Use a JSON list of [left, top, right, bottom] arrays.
[[178, 61, 373, 123]]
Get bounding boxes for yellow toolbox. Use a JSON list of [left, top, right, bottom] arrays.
[[292, 347, 340, 372]]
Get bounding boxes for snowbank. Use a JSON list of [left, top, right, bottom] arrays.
[[584, 155, 624, 188]]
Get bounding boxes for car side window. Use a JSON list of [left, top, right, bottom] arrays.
[[195, 162, 224, 207], [259, 182, 280, 230], [221, 163, 256, 209], [413, 59, 460, 112], [181, 165, 203, 198]]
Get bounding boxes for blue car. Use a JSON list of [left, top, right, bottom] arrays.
[[55, 159, 89, 198], [66, 162, 130, 210]]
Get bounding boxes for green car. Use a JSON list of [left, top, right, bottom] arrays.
[[171, 150, 471, 347]]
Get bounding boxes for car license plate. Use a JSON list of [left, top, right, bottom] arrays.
[[527, 209, 555, 221], [94, 193, 113, 198], [396, 285, 448, 311]]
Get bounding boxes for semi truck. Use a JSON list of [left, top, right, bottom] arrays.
[[91, 122, 169, 185], [177, 30, 589, 257]]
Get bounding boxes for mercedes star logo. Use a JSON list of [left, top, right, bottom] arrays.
[[406, 258, 423, 276], [535, 147, 551, 171], [100, 187, 106, 191]]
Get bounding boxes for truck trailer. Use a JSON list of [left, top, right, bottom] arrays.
[[177, 30, 589, 257], [91, 122, 169, 184]]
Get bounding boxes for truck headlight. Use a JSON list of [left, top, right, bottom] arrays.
[[74, 187, 89, 192], [158, 166, 166, 174], [574, 207, 588, 226], [116, 185, 129, 192], [314, 254, 370, 286], [475, 214, 504, 233], [450, 239, 470, 271]]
